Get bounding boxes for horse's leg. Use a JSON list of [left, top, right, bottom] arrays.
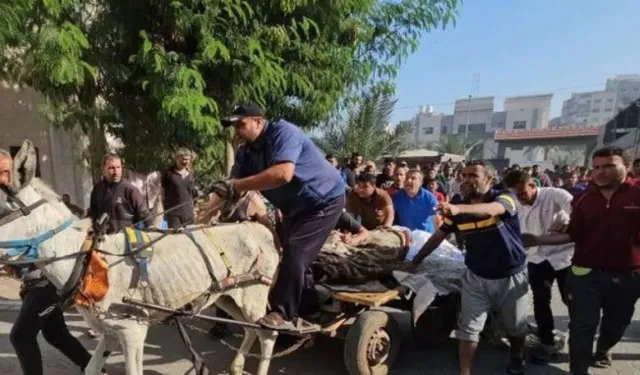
[[114, 320, 148, 375], [216, 297, 258, 375], [84, 333, 119, 375], [255, 329, 278, 375]]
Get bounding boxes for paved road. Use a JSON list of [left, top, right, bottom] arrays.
[[1, 285, 640, 375]]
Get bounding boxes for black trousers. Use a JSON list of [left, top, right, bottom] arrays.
[[269, 195, 344, 320], [528, 261, 568, 346], [165, 213, 194, 229], [10, 283, 92, 375], [566, 269, 639, 375]]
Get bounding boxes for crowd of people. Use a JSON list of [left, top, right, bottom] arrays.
[[3, 99, 640, 375]]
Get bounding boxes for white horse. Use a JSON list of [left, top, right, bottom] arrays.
[[0, 140, 280, 375]]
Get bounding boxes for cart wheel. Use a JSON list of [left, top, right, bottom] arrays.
[[344, 311, 401, 375]]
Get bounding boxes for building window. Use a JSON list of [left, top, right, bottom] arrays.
[[513, 121, 527, 130], [468, 123, 486, 133], [493, 122, 505, 129], [607, 98, 614, 102], [441, 126, 448, 135], [9, 146, 42, 177], [605, 107, 613, 112], [458, 125, 466, 134], [592, 107, 600, 113], [423, 127, 434, 135]]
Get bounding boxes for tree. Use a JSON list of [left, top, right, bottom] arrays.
[[428, 134, 483, 159], [313, 91, 413, 161], [0, 0, 459, 178]]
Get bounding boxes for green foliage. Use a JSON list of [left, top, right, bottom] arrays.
[[313, 91, 413, 161], [428, 134, 483, 159], [0, 0, 459, 176]]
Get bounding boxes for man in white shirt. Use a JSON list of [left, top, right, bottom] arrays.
[[503, 170, 574, 363]]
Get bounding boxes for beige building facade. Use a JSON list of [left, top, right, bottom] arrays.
[[0, 84, 93, 209]]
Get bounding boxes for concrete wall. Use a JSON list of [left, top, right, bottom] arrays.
[[0, 84, 92, 208], [414, 113, 443, 145]]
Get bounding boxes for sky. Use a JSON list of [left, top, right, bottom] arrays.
[[391, 0, 640, 124]]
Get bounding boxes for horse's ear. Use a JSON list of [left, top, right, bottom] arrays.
[[12, 139, 37, 189]]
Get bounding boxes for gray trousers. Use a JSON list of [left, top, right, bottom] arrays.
[[567, 269, 640, 375], [455, 269, 529, 343]]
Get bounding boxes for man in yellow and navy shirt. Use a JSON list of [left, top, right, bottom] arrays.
[[409, 160, 529, 375]]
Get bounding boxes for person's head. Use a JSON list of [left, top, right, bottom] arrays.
[[412, 164, 421, 171], [354, 173, 377, 198], [532, 164, 541, 176], [503, 170, 538, 204], [398, 161, 408, 169], [393, 166, 407, 187], [326, 154, 339, 168], [364, 161, 376, 174], [552, 176, 563, 188], [425, 178, 439, 194], [174, 147, 193, 170], [102, 153, 122, 183], [350, 152, 363, 167], [511, 164, 521, 171], [404, 169, 424, 196], [0, 150, 12, 187], [562, 164, 573, 174], [562, 171, 578, 188], [522, 166, 532, 176], [460, 160, 496, 198], [442, 163, 452, 177], [632, 159, 640, 177], [62, 193, 71, 204], [578, 166, 588, 178], [426, 168, 437, 180], [382, 158, 395, 176], [221, 101, 267, 143], [554, 165, 560, 172], [591, 147, 628, 189]]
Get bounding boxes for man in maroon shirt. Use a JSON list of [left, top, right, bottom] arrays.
[[526, 147, 640, 375]]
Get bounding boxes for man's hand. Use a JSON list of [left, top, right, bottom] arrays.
[[548, 222, 568, 233], [395, 261, 418, 273], [438, 202, 461, 217]]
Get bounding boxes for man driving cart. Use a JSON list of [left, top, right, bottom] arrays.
[[206, 101, 345, 329]]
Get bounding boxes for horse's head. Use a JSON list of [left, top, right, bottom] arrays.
[[0, 140, 74, 263]]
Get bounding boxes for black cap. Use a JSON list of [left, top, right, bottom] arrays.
[[221, 101, 264, 127]]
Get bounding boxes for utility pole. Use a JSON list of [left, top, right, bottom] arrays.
[[464, 94, 472, 144]]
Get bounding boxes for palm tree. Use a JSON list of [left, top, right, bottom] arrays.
[[313, 91, 413, 161], [428, 135, 483, 159]]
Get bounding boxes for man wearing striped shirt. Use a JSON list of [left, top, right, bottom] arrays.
[[503, 170, 574, 363], [410, 161, 528, 375]]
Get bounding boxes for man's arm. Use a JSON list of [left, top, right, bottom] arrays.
[[449, 193, 517, 218], [232, 162, 294, 193], [87, 185, 98, 220], [533, 233, 572, 246], [129, 187, 151, 225], [411, 230, 447, 266], [380, 190, 394, 227]]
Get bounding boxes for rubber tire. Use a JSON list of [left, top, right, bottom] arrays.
[[343, 311, 402, 375]]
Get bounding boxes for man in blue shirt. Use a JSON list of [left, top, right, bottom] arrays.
[[392, 169, 438, 232], [216, 101, 345, 329], [408, 161, 529, 375]]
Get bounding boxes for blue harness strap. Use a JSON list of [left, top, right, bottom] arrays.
[[125, 227, 154, 286], [0, 220, 73, 276]]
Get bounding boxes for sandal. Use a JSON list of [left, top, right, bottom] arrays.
[[258, 312, 295, 330]]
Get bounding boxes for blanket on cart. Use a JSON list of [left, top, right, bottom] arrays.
[[312, 229, 410, 284]]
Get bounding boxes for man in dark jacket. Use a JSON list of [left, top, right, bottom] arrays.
[[88, 153, 150, 233], [161, 148, 198, 228]]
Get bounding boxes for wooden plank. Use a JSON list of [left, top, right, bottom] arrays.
[[330, 287, 404, 307]]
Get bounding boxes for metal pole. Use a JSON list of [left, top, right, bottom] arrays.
[[122, 297, 269, 330], [464, 95, 472, 144]]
